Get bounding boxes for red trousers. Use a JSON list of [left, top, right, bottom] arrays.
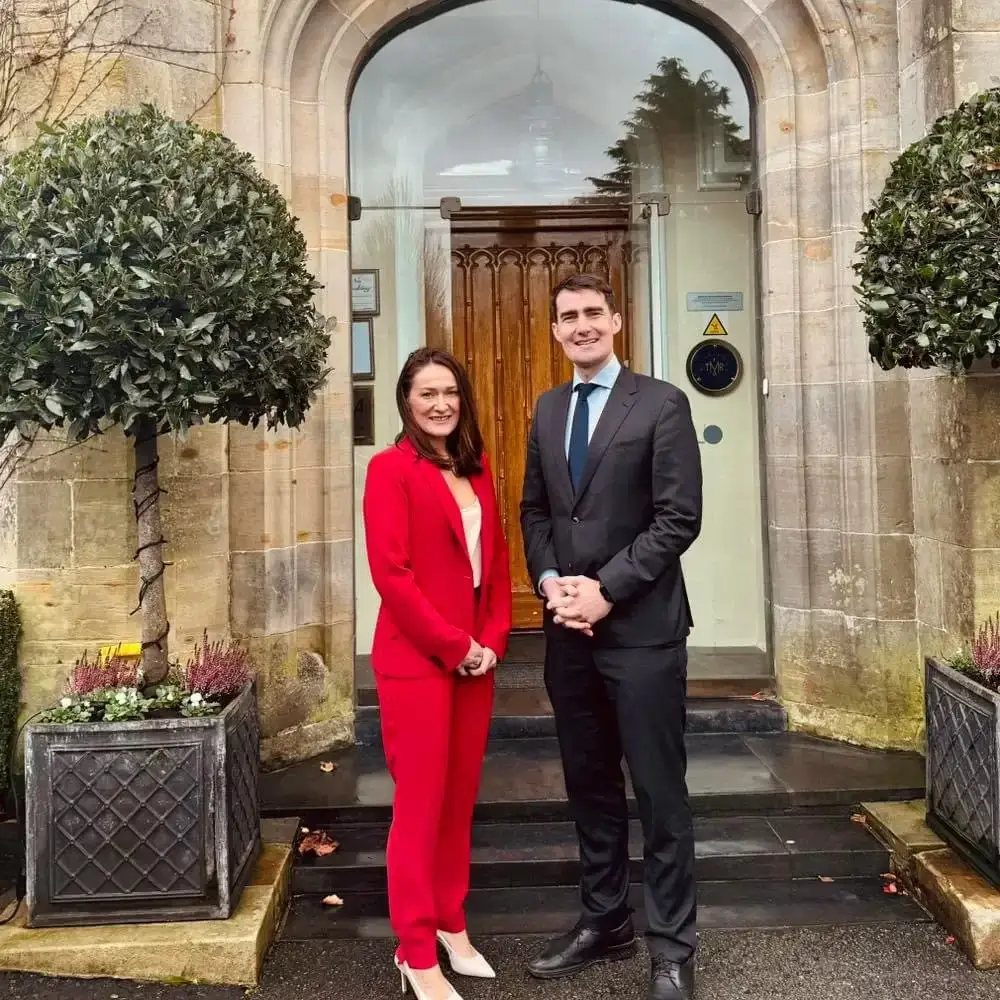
[[376, 669, 494, 969]]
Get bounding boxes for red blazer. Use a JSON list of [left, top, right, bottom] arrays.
[[362, 437, 513, 678]]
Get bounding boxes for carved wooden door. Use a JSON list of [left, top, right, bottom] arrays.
[[427, 205, 632, 630]]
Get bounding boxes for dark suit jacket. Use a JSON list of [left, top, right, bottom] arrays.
[[520, 366, 703, 648]]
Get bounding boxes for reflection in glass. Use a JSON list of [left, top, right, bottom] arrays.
[[349, 0, 750, 208]]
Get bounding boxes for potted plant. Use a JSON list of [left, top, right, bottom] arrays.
[[26, 635, 258, 927], [0, 105, 330, 926], [926, 616, 1000, 888]]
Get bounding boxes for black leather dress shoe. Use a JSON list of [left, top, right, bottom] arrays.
[[526, 916, 636, 979], [648, 954, 696, 1000]]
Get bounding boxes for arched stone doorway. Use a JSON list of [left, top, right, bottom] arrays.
[[231, 0, 912, 750], [348, 0, 767, 680]]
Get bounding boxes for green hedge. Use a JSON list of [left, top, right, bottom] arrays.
[[0, 590, 22, 794]]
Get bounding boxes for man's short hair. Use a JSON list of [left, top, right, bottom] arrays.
[[550, 273, 618, 322]]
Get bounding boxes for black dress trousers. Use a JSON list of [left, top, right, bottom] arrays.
[[543, 627, 697, 962]]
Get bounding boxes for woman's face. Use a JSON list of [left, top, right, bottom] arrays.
[[408, 363, 460, 443]]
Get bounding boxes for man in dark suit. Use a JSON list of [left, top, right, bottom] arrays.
[[520, 273, 703, 1000]]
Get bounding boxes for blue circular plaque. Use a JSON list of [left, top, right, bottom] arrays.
[[686, 339, 743, 396]]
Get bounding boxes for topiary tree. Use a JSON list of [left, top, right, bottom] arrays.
[[0, 105, 330, 685], [855, 87, 1000, 372]]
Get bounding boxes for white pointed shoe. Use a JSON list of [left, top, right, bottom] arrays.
[[395, 955, 463, 1000], [436, 930, 497, 979]]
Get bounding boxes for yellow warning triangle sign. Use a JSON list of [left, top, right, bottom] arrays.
[[702, 313, 728, 337]]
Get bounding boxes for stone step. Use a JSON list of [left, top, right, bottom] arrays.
[[281, 876, 929, 941], [261, 733, 927, 829], [354, 693, 787, 744], [291, 812, 891, 896]]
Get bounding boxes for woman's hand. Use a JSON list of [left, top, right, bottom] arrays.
[[457, 637, 484, 676], [464, 646, 498, 677]]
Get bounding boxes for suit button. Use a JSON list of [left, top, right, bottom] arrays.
[[572, 516, 581, 524]]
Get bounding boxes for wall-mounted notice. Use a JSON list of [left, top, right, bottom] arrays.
[[687, 292, 743, 313]]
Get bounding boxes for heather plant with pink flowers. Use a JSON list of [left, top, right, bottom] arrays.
[[948, 611, 1000, 693], [66, 652, 140, 696], [184, 632, 252, 698]]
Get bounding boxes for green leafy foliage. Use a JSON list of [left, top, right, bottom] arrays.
[[855, 87, 1000, 372], [0, 104, 330, 441], [0, 591, 22, 793]]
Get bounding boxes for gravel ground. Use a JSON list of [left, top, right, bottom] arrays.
[[2, 925, 999, 999]]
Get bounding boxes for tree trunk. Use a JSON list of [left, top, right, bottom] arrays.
[[132, 417, 169, 685]]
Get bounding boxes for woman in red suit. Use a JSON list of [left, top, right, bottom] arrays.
[[362, 347, 512, 1000]]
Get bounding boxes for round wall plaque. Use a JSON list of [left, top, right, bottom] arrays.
[[686, 339, 743, 396]]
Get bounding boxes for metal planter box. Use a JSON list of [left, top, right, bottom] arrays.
[[24, 682, 260, 927], [926, 658, 1000, 888]]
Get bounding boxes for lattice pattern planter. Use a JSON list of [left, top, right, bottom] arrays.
[[24, 683, 260, 927], [926, 658, 1000, 888]]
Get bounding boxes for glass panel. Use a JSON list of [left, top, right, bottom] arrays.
[[349, 0, 762, 667], [667, 201, 766, 663], [351, 208, 452, 654], [349, 0, 750, 208]]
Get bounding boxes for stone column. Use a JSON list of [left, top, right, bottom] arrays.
[[899, 1, 1000, 668]]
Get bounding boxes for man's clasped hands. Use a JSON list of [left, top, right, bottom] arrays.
[[542, 575, 612, 638], [459, 575, 611, 676]]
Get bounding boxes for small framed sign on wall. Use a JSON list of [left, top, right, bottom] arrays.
[[352, 317, 375, 380], [351, 269, 380, 316]]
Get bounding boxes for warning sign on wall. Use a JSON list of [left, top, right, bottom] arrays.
[[702, 313, 728, 337]]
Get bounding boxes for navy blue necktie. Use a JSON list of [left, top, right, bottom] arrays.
[[568, 383, 599, 492]]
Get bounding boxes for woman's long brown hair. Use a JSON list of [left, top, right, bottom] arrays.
[[395, 348, 484, 477]]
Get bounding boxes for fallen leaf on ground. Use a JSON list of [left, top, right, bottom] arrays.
[[750, 691, 769, 701], [322, 894, 344, 907], [300, 826, 310, 834], [947, 936, 956, 945], [818, 876, 834, 883], [320, 761, 337, 773], [298, 831, 340, 857], [850, 813, 868, 825], [881, 873, 897, 881], [883, 882, 898, 894]]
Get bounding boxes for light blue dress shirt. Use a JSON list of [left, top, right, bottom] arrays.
[[539, 355, 622, 590]]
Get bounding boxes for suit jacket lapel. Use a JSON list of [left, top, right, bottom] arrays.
[[573, 368, 639, 505], [406, 441, 469, 562], [545, 382, 575, 508]]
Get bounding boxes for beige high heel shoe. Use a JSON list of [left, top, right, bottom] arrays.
[[436, 930, 497, 979], [395, 955, 463, 1000]]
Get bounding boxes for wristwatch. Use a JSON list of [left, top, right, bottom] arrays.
[[598, 582, 614, 605]]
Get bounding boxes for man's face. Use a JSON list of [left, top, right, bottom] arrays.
[[551, 288, 621, 374]]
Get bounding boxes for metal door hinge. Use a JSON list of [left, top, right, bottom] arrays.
[[347, 195, 362, 222], [440, 196, 462, 220], [745, 188, 762, 217], [637, 192, 670, 216], [762, 376, 769, 397]]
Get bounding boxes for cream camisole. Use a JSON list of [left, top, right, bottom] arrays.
[[460, 498, 483, 588]]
